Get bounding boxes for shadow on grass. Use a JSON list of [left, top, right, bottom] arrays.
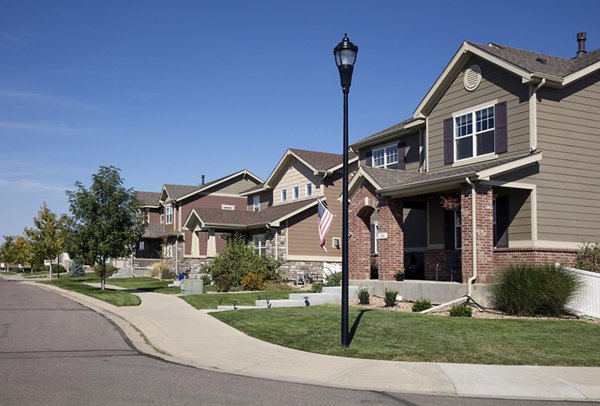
[[348, 309, 373, 345]]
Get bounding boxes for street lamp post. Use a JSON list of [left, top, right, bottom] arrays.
[[334, 34, 358, 347]]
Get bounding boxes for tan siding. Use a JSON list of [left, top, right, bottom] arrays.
[[427, 202, 444, 245], [428, 57, 530, 171], [180, 194, 247, 229], [534, 70, 600, 242], [273, 160, 321, 205], [506, 189, 531, 242], [203, 176, 261, 195], [404, 207, 427, 248]]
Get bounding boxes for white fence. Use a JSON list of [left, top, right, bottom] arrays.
[[565, 266, 600, 318]]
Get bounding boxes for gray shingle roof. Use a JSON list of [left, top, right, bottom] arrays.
[[141, 223, 180, 239], [163, 184, 202, 201], [290, 148, 357, 172], [136, 191, 161, 207], [468, 41, 600, 78]]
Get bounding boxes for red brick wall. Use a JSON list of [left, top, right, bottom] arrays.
[[494, 248, 577, 273], [377, 197, 404, 280]]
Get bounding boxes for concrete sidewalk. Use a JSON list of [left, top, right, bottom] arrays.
[[19, 277, 600, 401]]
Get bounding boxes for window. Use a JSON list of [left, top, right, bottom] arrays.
[[372, 144, 398, 168], [252, 195, 260, 212], [293, 186, 299, 200], [332, 237, 341, 249], [370, 223, 378, 254], [160, 214, 164, 224], [454, 211, 462, 250], [165, 204, 173, 224], [281, 189, 287, 202], [221, 204, 235, 211], [253, 234, 266, 256], [306, 183, 313, 197], [454, 105, 495, 161]]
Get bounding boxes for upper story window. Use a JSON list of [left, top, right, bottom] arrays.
[[454, 105, 495, 161], [252, 195, 260, 212], [293, 186, 300, 200], [372, 144, 398, 168], [305, 183, 313, 197], [281, 189, 287, 202], [165, 204, 173, 224]]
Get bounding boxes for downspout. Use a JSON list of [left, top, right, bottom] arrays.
[[465, 177, 477, 297], [529, 78, 546, 152]]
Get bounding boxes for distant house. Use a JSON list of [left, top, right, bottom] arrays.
[[136, 170, 263, 273], [183, 148, 358, 277], [348, 33, 600, 283]]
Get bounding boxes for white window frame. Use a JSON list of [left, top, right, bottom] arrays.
[[165, 204, 173, 225], [453, 103, 496, 162], [305, 183, 313, 197], [253, 234, 267, 257], [252, 195, 260, 212], [332, 237, 341, 249], [371, 144, 398, 168], [293, 186, 299, 200], [280, 189, 287, 202], [221, 204, 235, 211]]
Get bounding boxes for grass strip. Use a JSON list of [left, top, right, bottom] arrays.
[[212, 305, 600, 366], [44, 277, 141, 307], [181, 290, 298, 309]]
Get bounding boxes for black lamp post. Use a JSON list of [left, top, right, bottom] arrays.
[[334, 34, 358, 347]]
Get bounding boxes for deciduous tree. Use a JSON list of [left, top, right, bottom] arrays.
[[24, 202, 67, 276]]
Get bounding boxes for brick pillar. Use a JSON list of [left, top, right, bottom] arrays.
[[377, 197, 404, 281], [349, 182, 378, 280], [461, 183, 494, 284]]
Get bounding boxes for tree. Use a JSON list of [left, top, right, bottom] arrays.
[[24, 203, 67, 277], [0, 236, 17, 271], [66, 166, 146, 290], [12, 236, 33, 270]]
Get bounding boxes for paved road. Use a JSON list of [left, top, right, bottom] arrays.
[[0, 278, 593, 405]]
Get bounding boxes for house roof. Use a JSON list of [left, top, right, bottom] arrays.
[[161, 169, 262, 202], [141, 223, 181, 239], [350, 152, 542, 198], [136, 191, 161, 207], [240, 149, 357, 196], [351, 117, 425, 150], [183, 199, 320, 230]]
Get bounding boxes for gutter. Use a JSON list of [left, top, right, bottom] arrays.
[[529, 78, 546, 152], [465, 177, 477, 296]]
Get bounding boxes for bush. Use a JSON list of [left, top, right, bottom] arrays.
[[412, 299, 432, 312], [449, 304, 472, 317], [263, 281, 293, 291], [241, 272, 264, 291], [384, 289, 398, 307], [208, 233, 281, 292], [69, 263, 85, 277], [576, 242, 600, 273], [151, 261, 171, 279], [31, 263, 67, 274], [491, 263, 582, 316], [324, 271, 342, 287], [200, 274, 212, 286], [93, 264, 117, 278], [357, 288, 370, 305], [310, 282, 323, 293]]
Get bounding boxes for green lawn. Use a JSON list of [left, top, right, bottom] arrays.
[[45, 276, 141, 306], [105, 277, 181, 294], [181, 290, 299, 309], [212, 305, 600, 366]]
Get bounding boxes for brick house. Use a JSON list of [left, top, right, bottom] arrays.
[[348, 33, 600, 283]]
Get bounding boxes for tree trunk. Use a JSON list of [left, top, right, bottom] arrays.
[[100, 259, 106, 291]]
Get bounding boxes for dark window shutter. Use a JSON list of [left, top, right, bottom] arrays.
[[365, 150, 372, 167], [397, 142, 406, 170], [444, 209, 455, 250], [495, 101, 508, 154], [443, 118, 454, 165], [495, 196, 509, 248]]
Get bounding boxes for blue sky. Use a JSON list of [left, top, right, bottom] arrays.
[[2, 0, 599, 237]]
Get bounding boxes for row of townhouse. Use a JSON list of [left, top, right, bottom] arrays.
[[137, 32, 600, 284], [136, 149, 357, 277]]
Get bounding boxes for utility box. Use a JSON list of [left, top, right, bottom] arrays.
[[181, 278, 203, 294]]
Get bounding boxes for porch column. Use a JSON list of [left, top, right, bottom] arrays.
[[349, 182, 378, 279], [460, 183, 494, 284], [206, 229, 217, 257], [377, 197, 404, 280]]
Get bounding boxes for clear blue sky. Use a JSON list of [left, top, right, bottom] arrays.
[[2, 0, 599, 237]]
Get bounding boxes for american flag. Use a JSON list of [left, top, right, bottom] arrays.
[[317, 200, 333, 252]]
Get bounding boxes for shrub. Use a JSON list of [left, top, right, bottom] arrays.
[[241, 272, 264, 291], [449, 304, 472, 317], [69, 263, 85, 277], [151, 261, 171, 279], [263, 281, 293, 291], [324, 271, 342, 287], [208, 233, 281, 292], [200, 274, 212, 286], [576, 242, 600, 273], [93, 264, 117, 278], [491, 263, 582, 316], [310, 282, 323, 293], [357, 287, 370, 305], [412, 299, 432, 312], [384, 289, 398, 307], [31, 263, 67, 274]]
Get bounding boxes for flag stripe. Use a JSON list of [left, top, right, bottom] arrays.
[[318, 200, 333, 252]]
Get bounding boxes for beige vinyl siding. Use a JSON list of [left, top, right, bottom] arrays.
[[273, 160, 321, 205], [204, 177, 261, 195], [427, 202, 444, 246], [535, 71, 600, 242], [287, 174, 342, 257], [403, 206, 427, 248], [506, 189, 532, 242], [427, 57, 530, 171]]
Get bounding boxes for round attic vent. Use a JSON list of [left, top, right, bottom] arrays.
[[463, 64, 482, 91]]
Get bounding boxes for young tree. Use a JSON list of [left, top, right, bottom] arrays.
[[0, 236, 16, 271], [24, 203, 67, 277], [12, 236, 33, 271], [66, 166, 146, 290]]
